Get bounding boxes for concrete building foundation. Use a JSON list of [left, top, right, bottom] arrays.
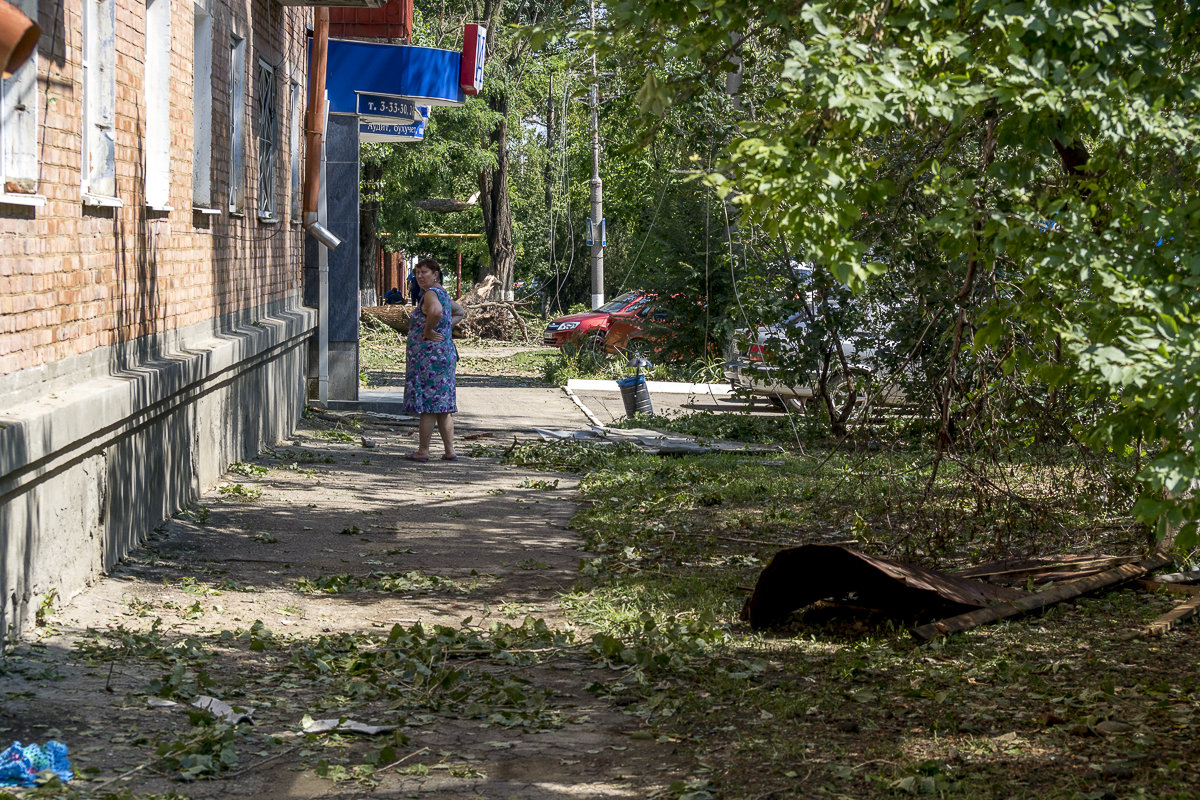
[[0, 301, 316, 638]]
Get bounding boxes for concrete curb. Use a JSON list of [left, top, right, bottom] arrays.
[[565, 379, 733, 395], [561, 387, 604, 427]]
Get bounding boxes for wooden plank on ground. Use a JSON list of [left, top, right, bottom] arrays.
[[957, 555, 1133, 582], [1137, 579, 1200, 597], [1145, 594, 1200, 636], [912, 552, 1172, 641]]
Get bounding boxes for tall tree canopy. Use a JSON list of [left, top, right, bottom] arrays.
[[553, 0, 1200, 543]]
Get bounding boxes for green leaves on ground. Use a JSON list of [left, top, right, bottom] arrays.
[[294, 571, 480, 595]]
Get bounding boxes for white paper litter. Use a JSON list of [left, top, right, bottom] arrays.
[[192, 695, 254, 724], [302, 717, 397, 735]]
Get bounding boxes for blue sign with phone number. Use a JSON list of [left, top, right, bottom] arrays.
[[357, 93, 421, 124]]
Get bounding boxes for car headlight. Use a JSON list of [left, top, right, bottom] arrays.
[[556, 321, 579, 331]]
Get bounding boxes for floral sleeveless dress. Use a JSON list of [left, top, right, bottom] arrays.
[[403, 286, 458, 414]]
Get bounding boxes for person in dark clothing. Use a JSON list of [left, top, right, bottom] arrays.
[[384, 286, 404, 305], [407, 271, 422, 306]]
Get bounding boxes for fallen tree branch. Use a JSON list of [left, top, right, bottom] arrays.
[[912, 552, 1172, 641]]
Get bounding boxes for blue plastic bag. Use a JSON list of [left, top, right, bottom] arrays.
[[0, 741, 72, 786]]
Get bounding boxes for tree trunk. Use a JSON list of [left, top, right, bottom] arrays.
[[360, 159, 382, 307], [478, 92, 515, 301], [475, 0, 514, 301]]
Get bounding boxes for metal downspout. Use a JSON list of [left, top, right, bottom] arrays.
[[302, 8, 340, 404]]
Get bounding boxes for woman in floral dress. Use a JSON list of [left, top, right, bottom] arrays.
[[403, 258, 466, 461]]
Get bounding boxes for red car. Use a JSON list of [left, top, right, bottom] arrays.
[[600, 302, 671, 355], [541, 291, 650, 347]]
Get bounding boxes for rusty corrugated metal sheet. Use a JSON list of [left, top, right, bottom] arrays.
[[741, 544, 1028, 630]]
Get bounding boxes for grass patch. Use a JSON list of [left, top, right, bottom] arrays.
[[614, 408, 818, 446], [498, 436, 1190, 799]]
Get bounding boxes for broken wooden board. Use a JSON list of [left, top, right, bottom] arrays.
[[1144, 594, 1200, 636], [740, 544, 1027, 630], [955, 554, 1136, 584], [912, 552, 1172, 641], [1138, 579, 1200, 597]]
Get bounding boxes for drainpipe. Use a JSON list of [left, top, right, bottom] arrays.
[[302, 7, 341, 403]]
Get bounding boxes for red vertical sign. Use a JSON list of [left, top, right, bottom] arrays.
[[460, 24, 487, 95]]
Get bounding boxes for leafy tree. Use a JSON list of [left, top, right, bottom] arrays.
[[567, 0, 1200, 543]]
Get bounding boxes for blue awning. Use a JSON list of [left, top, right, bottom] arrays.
[[322, 39, 466, 113]]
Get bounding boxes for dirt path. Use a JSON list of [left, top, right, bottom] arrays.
[[0, 387, 687, 798]]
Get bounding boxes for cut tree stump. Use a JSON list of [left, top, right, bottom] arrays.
[[912, 552, 1172, 641]]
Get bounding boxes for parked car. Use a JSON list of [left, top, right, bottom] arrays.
[[599, 302, 670, 355], [725, 311, 904, 415], [542, 291, 650, 347]]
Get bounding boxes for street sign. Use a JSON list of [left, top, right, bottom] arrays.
[[356, 92, 422, 124], [360, 113, 427, 143]]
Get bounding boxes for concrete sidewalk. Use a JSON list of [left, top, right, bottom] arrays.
[[0, 384, 686, 799], [356, 383, 591, 434]]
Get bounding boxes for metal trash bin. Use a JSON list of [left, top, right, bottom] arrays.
[[617, 374, 653, 418]]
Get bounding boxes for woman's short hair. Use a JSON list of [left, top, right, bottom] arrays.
[[415, 257, 442, 284]]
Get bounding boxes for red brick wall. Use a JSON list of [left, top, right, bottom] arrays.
[[0, 0, 312, 377], [330, 0, 411, 41]]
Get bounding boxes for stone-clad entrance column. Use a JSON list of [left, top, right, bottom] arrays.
[[305, 113, 360, 401]]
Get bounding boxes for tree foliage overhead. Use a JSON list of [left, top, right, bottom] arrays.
[[365, 0, 743, 356], [562, 0, 1200, 543]]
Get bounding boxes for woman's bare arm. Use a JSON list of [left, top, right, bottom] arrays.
[[421, 290, 444, 341]]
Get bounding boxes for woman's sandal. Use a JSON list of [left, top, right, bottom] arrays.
[[441, 454, 458, 461], [405, 454, 430, 463]]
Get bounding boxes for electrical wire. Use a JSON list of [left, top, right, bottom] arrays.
[[721, 200, 806, 452], [611, 178, 669, 296]]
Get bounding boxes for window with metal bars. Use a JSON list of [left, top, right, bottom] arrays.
[[228, 35, 246, 212], [256, 60, 277, 220]]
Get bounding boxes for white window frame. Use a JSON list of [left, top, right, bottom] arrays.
[[288, 78, 301, 221], [191, 0, 214, 210], [227, 34, 246, 213], [144, 0, 171, 210], [255, 59, 277, 221], [0, 0, 41, 205], [82, 0, 119, 205]]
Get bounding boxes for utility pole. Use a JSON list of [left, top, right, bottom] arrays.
[[588, 0, 604, 309]]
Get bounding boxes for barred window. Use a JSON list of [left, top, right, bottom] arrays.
[[256, 60, 277, 220], [227, 35, 246, 212], [288, 79, 301, 220]]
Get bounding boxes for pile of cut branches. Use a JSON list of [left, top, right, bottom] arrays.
[[361, 277, 538, 343]]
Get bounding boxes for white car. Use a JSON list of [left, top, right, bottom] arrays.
[[724, 312, 904, 415]]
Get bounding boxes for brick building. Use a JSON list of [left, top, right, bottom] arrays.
[[0, 0, 317, 635]]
